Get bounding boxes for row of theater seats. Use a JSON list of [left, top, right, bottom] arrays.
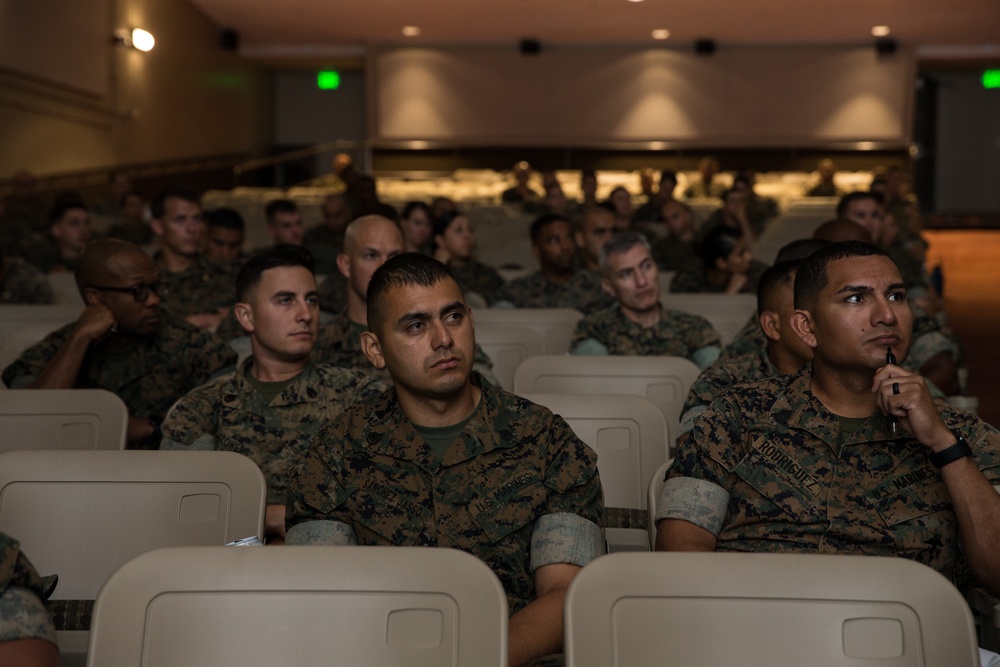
[[0, 446, 990, 666]]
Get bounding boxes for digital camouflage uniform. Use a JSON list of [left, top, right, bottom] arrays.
[[499, 269, 614, 310], [155, 252, 237, 319], [669, 261, 768, 294], [650, 237, 701, 273], [448, 259, 506, 306], [303, 225, 345, 275], [313, 310, 499, 384], [2, 312, 237, 447], [317, 271, 348, 314], [659, 366, 1000, 594], [682, 180, 726, 199], [0, 532, 56, 644], [286, 373, 604, 616], [571, 305, 720, 366], [0, 257, 54, 304], [679, 349, 784, 436], [162, 358, 385, 504]]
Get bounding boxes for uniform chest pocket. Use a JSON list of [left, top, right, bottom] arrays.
[[351, 486, 431, 545], [733, 445, 823, 520], [470, 480, 547, 544], [872, 477, 952, 526]]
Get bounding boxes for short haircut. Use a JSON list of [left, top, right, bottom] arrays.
[[206, 207, 245, 232], [529, 213, 570, 245], [836, 191, 882, 218], [757, 260, 801, 315], [367, 253, 458, 337], [265, 199, 298, 222], [48, 198, 87, 225], [774, 238, 828, 264], [235, 245, 315, 302], [793, 241, 890, 310], [696, 225, 742, 266], [151, 186, 200, 220], [599, 231, 651, 272], [659, 170, 677, 186], [401, 201, 430, 220]]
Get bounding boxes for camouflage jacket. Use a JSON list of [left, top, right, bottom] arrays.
[[0, 257, 54, 304], [317, 271, 348, 315], [162, 358, 385, 503], [499, 269, 614, 310], [155, 253, 237, 318], [663, 365, 1000, 593], [314, 310, 498, 383], [302, 226, 345, 274], [2, 312, 237, 428], [449, 259, 506, 306], [716, 315, 764, 363], [571, 305, 720, 359], [1, 531, 45, 600], [679, 349, 784, 436], [287, 373, 603, 614]]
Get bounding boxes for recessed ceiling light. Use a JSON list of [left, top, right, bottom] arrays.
[[628, 0, 644, 3], [652, 29, 670, 40], [871, 25, 890, 37], [402, 26, 421, 37]]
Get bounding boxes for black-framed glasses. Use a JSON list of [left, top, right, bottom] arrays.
[[85, 282, 161, 302]]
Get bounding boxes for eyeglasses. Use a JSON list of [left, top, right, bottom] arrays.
[[85, 282, 161, 302]]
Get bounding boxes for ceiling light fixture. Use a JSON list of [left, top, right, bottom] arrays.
[[114, 27, 156, 52], [402, 26, 421, 37], [652, 29, 670, 40], [628, 0, 645, 3], [871, 25, 890, 37]]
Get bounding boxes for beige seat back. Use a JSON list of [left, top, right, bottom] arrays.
[[87, 545, 507, 667], [0, 450, 265, 666], [474, 308, 583, 355], [521, 393, 667, 552], [0, 389, 128, 451], [0, 304, 82, 351], [564, 552, 979, 667], [661, 293, 757, 345], [513, 355, 699, 450], [474, 323, 546, 390]]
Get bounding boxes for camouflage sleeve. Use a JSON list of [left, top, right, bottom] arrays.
[[285, 520, 356, 546], [655, 476, 730, 536], [0, 586, 56, 643], [678, 364, 734, 435], [540, 413, 603, 527], [1, 332, 63, 388], [948, 410, 1000, 484], [572, 338, 609, 355], [668, 270, 701, 293], [905, 331, 957, 370], [529, 512, 603, 571], [691, 345, 720, 370], [683, 312, 723, 351], [161, 381, 224, 448], [285, 430, 353, 532]]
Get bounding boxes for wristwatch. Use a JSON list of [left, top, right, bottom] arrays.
[[929, 433, 973, 468]]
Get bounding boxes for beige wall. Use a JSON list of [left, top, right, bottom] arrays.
[[0, 0, 272, 177], [371, 45, 916, 147]]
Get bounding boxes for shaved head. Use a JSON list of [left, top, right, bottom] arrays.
[[343, 215, 398, 255], [812, 218, 874, 245], [75, 239, 151, 292]]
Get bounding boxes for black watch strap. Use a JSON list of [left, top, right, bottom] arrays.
[[929, 434, 973, 468]]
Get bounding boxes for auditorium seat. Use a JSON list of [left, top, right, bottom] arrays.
[[513, 355, 699, 451], [0, 304, 83, 351], [86, 545, 507, 667], [564, 552, 979, 667], [520, 392, 668, 552], [47, 271, 84, 306], [474, 323, 546, 391], [0, 389, 128, 452], [661, 293, 758, 345], [474, 308, 582, 356], [0, 450, 265, 667]]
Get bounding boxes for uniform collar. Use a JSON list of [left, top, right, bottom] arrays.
[[223, 356, 318, 410]]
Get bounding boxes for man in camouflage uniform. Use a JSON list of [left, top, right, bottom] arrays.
[[0, 532, 58, 667], [499, 213, 614, 311], [162, 246, 384, 543], [572, 232, 721, 368], [573, 205, 616, 273], [287, 254, 603, 667], [0, 256, 53, 304], [679, 260, 812, 439], [304, 193, 352, 274], [150, 186, 236, 330], [2, 239, 236, 448], [650, 199, 701, 273], [314, 215, 497, 382], [656, 241, 1000, 599]]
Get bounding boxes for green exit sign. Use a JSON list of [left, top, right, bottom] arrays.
[[317, 70, 340, 90], [983, 69, 1000, 90]]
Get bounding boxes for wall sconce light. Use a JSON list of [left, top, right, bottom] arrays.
[[114, 28, 155, 52]]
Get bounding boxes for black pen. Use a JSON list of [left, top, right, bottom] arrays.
[[886, 346, 898, 435]]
